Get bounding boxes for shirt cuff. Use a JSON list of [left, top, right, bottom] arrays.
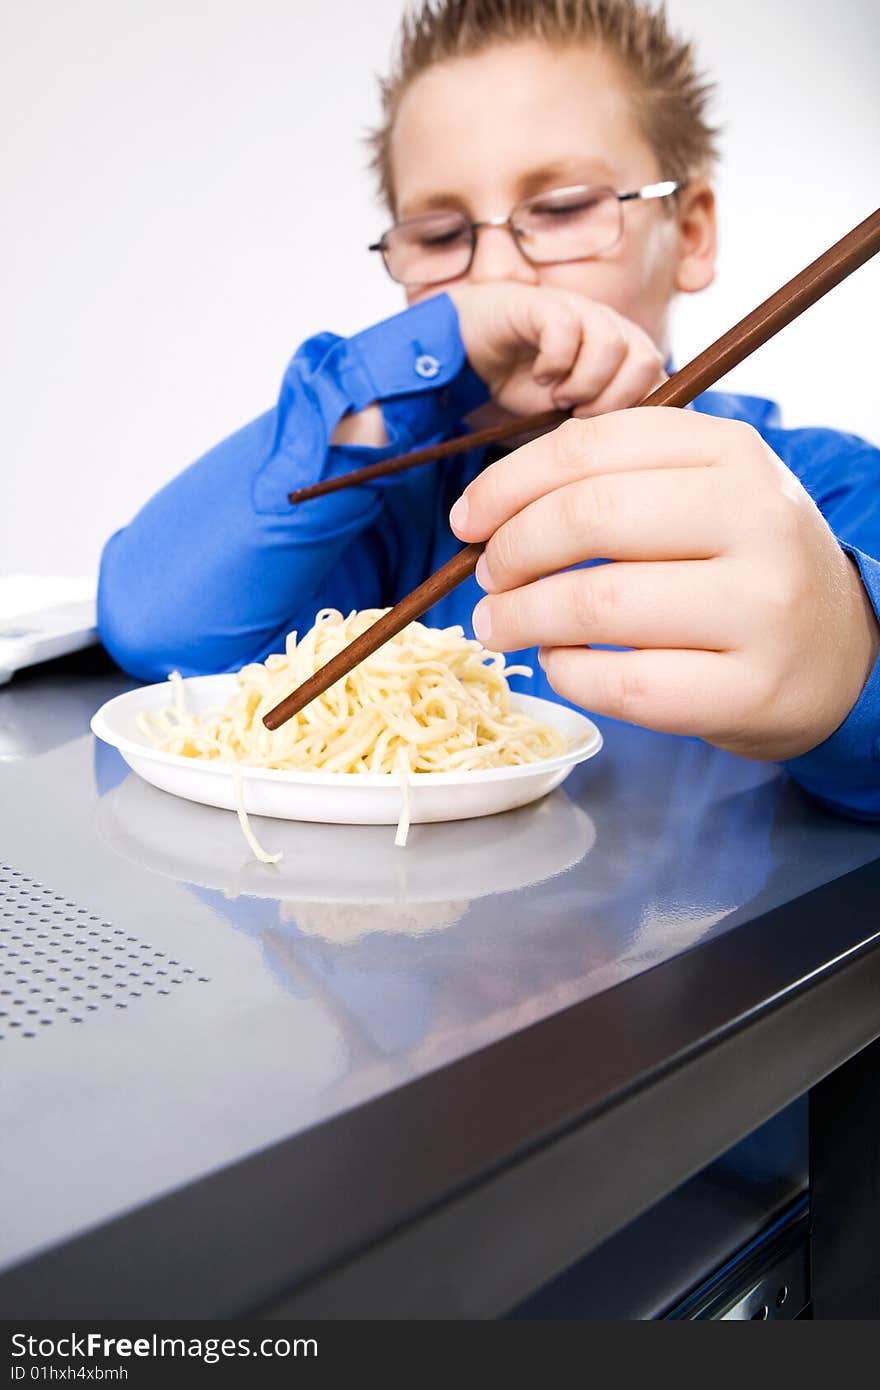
[[347, 292, 488, 450], [782, 546, 880, 819], [255, 294, 487, 514]]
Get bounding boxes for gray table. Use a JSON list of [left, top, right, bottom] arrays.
[[1, 650, 879, 1318]]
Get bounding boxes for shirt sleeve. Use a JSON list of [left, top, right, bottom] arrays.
[[781, 545, 880, 820], [97, 293, 487, 681]]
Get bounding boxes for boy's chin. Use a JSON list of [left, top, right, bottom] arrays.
[[464, 400, 561, 452]]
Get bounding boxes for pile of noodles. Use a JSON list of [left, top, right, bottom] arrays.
[[138, 608, 568, 856]]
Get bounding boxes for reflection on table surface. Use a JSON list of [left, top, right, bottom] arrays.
[[89, 719, 880, 1072], [96, 770, 596, 928]]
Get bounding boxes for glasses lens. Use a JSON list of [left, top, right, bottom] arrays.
[[381, 211, 473, 285], [514, 185, 622, 263]]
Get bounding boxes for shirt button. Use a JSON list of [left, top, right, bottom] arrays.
[[414, 353, 441, 380]]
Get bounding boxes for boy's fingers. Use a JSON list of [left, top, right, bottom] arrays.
[[473, 560, 741, 654], [537, 646, 751, 741], [551, 328, 627, 407], [522, 297, 582, 384], [477, 467, 734, 593], [450, 409, 757, 541], [570, 348, 667, 417]]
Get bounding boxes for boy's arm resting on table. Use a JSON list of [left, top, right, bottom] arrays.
[[97, 294, 486, 682]]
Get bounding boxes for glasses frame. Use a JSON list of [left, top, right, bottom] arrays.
[[369, 180, 680, 286]]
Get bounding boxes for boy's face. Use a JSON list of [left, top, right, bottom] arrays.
[[388, 41, 713, 347]]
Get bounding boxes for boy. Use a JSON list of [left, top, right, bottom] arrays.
[[98, 0, 880, 818]]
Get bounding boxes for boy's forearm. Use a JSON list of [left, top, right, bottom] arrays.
[[96, 409, 386, 682]]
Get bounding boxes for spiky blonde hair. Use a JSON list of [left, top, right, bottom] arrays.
[[369, 0, 718, 211]]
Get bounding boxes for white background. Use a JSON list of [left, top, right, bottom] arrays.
[[3, 0, 878, 579]]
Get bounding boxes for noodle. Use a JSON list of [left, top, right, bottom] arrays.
[[138, 609, 568, 854], [231, 763, 281, 865], [394, 746, 412, 848]]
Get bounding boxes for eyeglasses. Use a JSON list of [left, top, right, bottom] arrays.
[[369, 180, 679, 287]]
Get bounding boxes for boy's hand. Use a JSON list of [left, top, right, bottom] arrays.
[[446, 283, 667, 417], [449, 409, 880, 761]]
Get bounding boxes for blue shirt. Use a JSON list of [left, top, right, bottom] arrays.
[[98, 293, 880, 820]]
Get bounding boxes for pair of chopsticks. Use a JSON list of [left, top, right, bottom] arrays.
[[264, 206, 880, 732]]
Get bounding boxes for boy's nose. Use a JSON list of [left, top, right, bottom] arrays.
[[467, 223, 539, 286]]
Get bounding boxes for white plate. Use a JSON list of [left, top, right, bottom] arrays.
[[90, 675, 603, 826]]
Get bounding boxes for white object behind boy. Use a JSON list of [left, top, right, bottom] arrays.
[[0, 574, 97, 685]]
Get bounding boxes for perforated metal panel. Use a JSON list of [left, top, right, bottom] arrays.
[[0, 864, 208, 1040]]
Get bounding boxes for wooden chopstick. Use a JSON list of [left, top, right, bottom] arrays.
[[264, 206, 880, 731], [288, 407, 565, 503]]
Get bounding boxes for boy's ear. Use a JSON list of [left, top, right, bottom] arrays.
[[674, 180, 717, 294]]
